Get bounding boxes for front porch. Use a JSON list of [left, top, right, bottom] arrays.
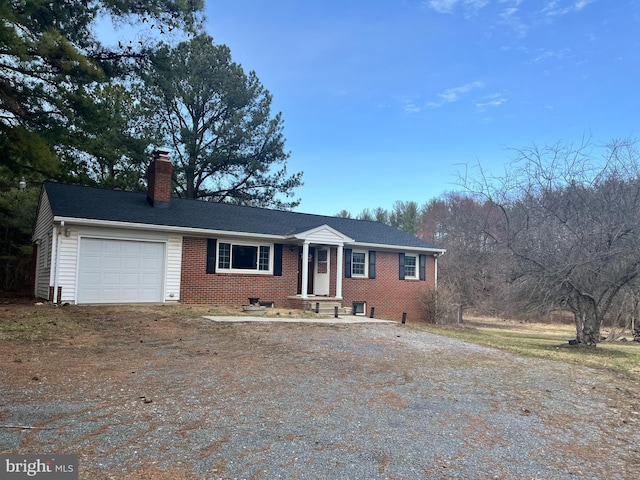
[[289, 224, 354, 305]]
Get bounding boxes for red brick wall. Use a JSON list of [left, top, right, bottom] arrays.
[[180, 237, 299, 306], [341, 251, 436, 323], [180, 237, 436, 322]]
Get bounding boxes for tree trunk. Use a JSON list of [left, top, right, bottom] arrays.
[[570, 296, 602, 346], [581, 310, 602, 345], [573, 311, 586, 344]]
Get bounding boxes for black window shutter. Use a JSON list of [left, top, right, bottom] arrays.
[[398, 252, 405, 280], [206, 239, 217, 274], [344, 248, 352, 278], [419, 254, 427, 281], [368, 250, 376, 279], [274, 244, 283, 276]]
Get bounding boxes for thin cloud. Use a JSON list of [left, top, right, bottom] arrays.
[[425, 0, 597, 37], [425, 0, 459, 14], [531, 48, 571, 63], [574, 0, 595, 10], [395, 94, 425, 114], [428, 81, 484, 107], [475, 92, 507, 109], [424, 0, 489, 15], [497, 3, 530, 37], [542, 0, 597, 16], [403, 104, 423, 114]]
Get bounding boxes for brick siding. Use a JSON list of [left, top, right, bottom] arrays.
[[180, 237, 436, 322], [180, 237, 299, 306], [342, 250, 436, 322]]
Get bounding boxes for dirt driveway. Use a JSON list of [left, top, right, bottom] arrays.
[[1, 303, 639, 479]]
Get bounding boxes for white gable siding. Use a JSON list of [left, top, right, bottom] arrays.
[[32, 190, 53, 241], [308, 228, 347, 244], [33, 191, 54, 299], [35, 231, 52, 299], [165, 234, 182, 301], [296, 225, 354, 245]]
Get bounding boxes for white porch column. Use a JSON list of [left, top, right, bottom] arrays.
[[336, 244, 344, 299], [301, 241, 310, 299]]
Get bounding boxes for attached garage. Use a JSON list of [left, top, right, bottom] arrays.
[[77, 238, 165, 304]]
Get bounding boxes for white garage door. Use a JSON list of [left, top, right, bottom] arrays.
[[78, 238, 164, 304]]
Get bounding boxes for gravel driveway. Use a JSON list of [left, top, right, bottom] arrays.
[[1, 312, 639, 479]]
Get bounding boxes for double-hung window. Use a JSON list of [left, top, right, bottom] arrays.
[[404, 254, 418, 279], [399, 252, 425, 280], [217, 242, 272, 273], [351, 251, 367, 277]]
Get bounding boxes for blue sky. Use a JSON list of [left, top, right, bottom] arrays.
[[203, 0, 639, 215]]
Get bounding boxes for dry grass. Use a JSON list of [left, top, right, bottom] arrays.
[[3, 299, 639, 382], [0, 300, 329, 344], [412, 315, 640, 381]]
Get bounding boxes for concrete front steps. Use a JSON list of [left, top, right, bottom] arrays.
[[286, 296, 352, 316]]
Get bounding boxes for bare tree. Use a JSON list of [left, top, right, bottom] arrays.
[[420, 193, 505, 314], [462, 137, 640, 345]]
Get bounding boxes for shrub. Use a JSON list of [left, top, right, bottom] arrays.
[[420, 285, 462, 325]]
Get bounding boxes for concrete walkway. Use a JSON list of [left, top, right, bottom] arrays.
[[202, 314, 395, 324]]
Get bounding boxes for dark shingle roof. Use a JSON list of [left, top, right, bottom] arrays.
[[43, 181, 443, 251]]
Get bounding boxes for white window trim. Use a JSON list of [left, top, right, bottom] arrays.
[[404, 254, 419, 280], [217, 240, 274, 274], [351, 250, 368, 278]]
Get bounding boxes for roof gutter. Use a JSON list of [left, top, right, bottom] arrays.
[[346, 241, 446, 255]]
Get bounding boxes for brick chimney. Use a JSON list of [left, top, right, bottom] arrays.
[[147, 149, 173, 208]]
